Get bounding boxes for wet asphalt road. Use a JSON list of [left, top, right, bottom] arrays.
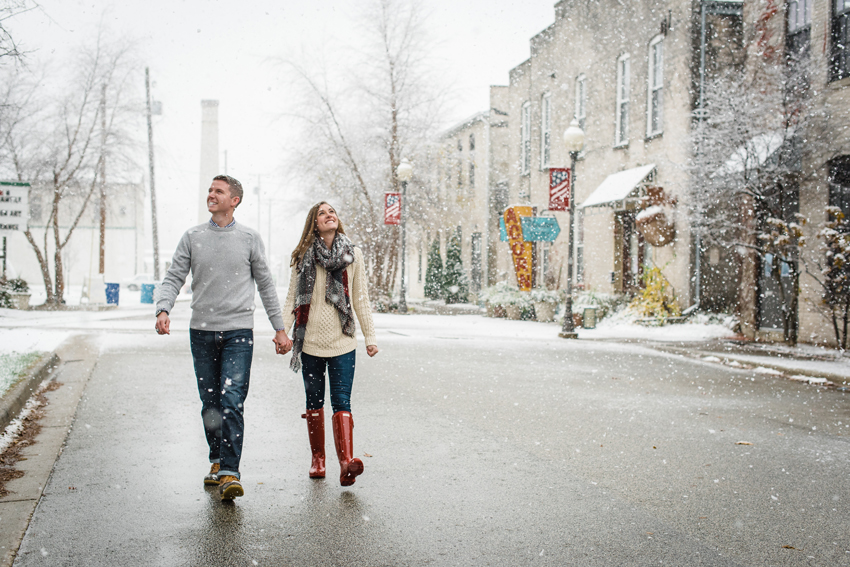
[[12, 313, 850, 566]]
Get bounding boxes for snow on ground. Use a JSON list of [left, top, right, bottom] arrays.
[[0, 328, 69, 355]]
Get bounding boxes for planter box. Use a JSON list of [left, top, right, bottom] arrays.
[[10, 292, 30, 310], [533, 301, 556, 322], [505, 305, 522, 320]]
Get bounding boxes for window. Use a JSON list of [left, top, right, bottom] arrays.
[[646, 38, 663, 137], [577, 211, 585, 284], [829, 156, 850, 228], [787, 0, 812, 58], [615, 54, 630, 146], [468, 134, 476, 193], [540, 93, 551, 169], [575, 74, 587, 131], [831, 0, 850, 81], [521, 101, 531, 175], [457, 139, 463, 188]]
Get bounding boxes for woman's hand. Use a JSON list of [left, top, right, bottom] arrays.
[[366, 345, 379, 357]]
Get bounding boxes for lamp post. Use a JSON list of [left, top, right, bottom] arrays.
[[396, 158, 413, 313], [559, 118, 585, 339]]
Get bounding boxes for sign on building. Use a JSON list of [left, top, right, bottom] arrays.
[[384, 192, 401, 225], [504, 206, 533, 291], [0, 182, 29, 235]]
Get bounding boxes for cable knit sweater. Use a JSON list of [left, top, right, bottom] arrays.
[[282, 246, 377, 357]]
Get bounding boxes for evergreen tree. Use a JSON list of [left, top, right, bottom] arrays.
[[424, 237, 443, 299], [442, 233, 468, 304]]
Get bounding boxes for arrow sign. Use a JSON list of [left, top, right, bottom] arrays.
[[520, 217, 561, 242]]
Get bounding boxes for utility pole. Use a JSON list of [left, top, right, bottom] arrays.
[[145, 67, 161, 280], [99, 83, 107, 275]]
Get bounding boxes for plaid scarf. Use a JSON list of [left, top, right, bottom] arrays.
[[290, 233, 356, 372]]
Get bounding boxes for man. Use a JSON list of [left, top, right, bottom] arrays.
[[155, 175, 292, 501]]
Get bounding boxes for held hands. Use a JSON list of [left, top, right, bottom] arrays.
[[273, 330, 293, 355], [155, 312, 170, 335], [366, 345, 379, 357]]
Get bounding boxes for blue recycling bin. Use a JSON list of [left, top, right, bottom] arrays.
[[105, 283, 120, 305], [140, 283, 155, 304]]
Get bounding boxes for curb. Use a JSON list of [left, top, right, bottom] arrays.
[[0, 352, 60, 434]]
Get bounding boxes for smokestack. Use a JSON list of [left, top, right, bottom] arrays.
[[199, 100, 220, 224]]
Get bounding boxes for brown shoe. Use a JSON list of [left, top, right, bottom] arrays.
[[204, 463, 220, 486], [219, 475, 244, 500], [302, 408, 326, 478]]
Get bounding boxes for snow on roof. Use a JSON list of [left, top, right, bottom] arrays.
[[578, 164, 656, 209]]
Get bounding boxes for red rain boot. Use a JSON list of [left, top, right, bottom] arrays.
[[301, 408, 326, 479], [332, 411, 364, 487]]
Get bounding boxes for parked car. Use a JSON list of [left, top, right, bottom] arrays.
[[122, 273, 157, 291]]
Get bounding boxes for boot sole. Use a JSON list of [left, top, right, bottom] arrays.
[[220, 483, 244, 500], [340, 458, 364, 486], [204, 477, 219, 486]]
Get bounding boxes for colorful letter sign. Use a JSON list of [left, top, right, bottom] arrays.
[[504, 206, 533, 291], [384, 192, 401, 225], [549, 168, 570, 212]]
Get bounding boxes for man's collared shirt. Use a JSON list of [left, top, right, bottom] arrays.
[[209, 218, 237, 229]]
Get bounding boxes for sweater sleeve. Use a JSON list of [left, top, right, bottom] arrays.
[[350, 247, 377, 347], [156, 231, 191, 314], [281, 265, 298, 334], [250, 232, 286, 331]]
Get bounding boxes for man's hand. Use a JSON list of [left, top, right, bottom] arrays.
[[155, 312, 170, 335], [366, 345, 379, 357], [273, 330, 292, 355]]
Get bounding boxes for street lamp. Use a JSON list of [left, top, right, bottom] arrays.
[[559, 118, 585, 339], [396, 158, 413, 314]]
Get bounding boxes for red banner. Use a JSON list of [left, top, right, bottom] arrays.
[[548, 168, 570, 212], [384, 192, 401, 225]]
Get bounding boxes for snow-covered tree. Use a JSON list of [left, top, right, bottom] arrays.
[[284, 0, 446, 299], [803, 208, 850, 349], [442, 232, 467, 304], [0, 35, 139, 306], [424, 235, 442, 299], [687, 53, 832, 344]]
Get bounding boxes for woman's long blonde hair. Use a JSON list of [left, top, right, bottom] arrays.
[[290, 201, 347, 268]]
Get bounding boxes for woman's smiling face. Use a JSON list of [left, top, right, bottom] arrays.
[[316, 203, 339, 235]]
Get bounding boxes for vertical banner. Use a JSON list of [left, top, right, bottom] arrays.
[[504, 206, 533, 291], [548, 168, 570, 212], [384, 192, 401, 225]]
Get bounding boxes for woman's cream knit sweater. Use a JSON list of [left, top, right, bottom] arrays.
[[282, 246, 377, 358]]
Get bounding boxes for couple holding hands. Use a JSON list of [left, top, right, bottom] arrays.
[[155, 175, 377, 500]]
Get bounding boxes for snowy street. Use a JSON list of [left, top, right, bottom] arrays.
[[4, 308, 850, 566]]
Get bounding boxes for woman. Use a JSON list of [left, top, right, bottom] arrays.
[[280, 201, 378, 486]]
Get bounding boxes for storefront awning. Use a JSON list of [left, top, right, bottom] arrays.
[[716, 131, 785, 176], [578, 164, 656, 209]]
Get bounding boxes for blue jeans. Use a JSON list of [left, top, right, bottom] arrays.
[[190, 329, 253, 480], [301, 350, 356, 414]]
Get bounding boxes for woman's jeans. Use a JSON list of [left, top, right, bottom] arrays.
[[301, 350, 356, 414], [190, 329, 253, 480]]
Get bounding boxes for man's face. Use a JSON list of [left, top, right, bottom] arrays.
[[207, 180, 238, 214]]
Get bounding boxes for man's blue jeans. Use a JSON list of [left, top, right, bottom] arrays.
[[190, 329, 253, 480], [301, 350, 356, 414]]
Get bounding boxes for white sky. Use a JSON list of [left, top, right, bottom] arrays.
[[9, 0, 556, 265]]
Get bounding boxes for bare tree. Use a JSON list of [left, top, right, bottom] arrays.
[[0, 33, 139, 306], [688, 54, 834, 344], [0, 1, 35, 65], [282, 0, 446, 300]]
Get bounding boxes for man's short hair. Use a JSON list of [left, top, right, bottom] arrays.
[[213, 175, 243, 207]]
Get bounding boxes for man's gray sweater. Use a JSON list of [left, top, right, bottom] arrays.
[[157, 221, 285, 332]]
